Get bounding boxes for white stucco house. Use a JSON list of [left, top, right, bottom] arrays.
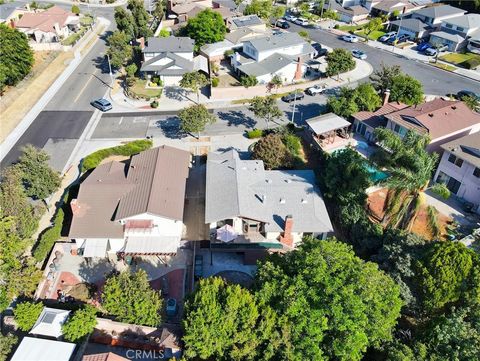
[[230, 32, 316, 84], [429, 13, 480, 53], [69, 146, 191, 258], [205, 149, 334, 256], [434, 132, 480, 214]]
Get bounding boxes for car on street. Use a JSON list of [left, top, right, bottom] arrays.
[[91, 98, 112, 112], [275, 19, 290, 29], [379, 32, 396, 42], [424, 47, 438, 56], [285, 15, 297, 22], [351, 49, 367, 59], [281, 91, 305, 102], [295, 18, 309, 26], [417, 42, 432, 52], [341, 34, 358, 43], [305, 84, 326, 95], [457, 90, 480, 100]]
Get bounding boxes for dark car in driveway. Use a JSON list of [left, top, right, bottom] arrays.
[[275, 19, 290, 29], [91, 98, 112, 112], [457, 90, 480, 100], [281, 92, 304, 102], [417, 42, 432, 52], [387, 34, 409, 45], [312, 43, 328, 58]]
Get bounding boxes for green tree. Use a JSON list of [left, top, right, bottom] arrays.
[[461, 95, 479, 111], [178, 104, 216, 138], [0, 24, 34, 93], [179, 71, 210, 103], [159, 28, 170, 37], [17, 145, 61, 200], [326, 48, 356, 79], [249, 96, 282, 129], [152, 0, 165, 22], [255, 237, 403, 361], [102, 270, 162, 327], [363, 17, 383, 40], [62, 305, 98, 342], [244, 0, 273, 19], [114, 7, 135, 39], [298, 30, 310, 40], [0, 333, 18, 361], [323, 9, 339, 20], [185, 9, 226, 48], [14, 301, 43, 331], [71, 4, 80, 14], [269, 74, 282, 92], [183, 277, 279, 360], [355, 83, 382, 111], [271, 6, 286, 21], [418, 242, 479, 311], [327, 87, 359, 118], [240, 75, 258, 88], [107, 31, 133, 69], [390, 74, 424, 105], [370, 64, 401, 96], [127, 0, 152, 38], [252, 133, 289, 169]]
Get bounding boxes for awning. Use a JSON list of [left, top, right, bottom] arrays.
[[306, 113, 351, 135], [82, 239, 109, 258], [216, 224, 238, 243], [124, 236, 180, 255]]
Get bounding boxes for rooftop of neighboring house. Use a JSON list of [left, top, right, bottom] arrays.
[[390, 17, 431, 32], [141, 52, 195, 74], [205, 149, 333, 234], [213, 0, 238, 10], [411, 4, 465, 19], [384, 98, 480, 139], [372, 0, 414, 13], [184, 4, 233, 18], [442, 13, 480, 30], [11, 337, 76, 361], [69, 146, 191, 239], [143, 36, 195, 54], [430, 30, 465, 43], [30, 307, 70, 339], [338, 5, 369, 15], [228, 14, 263, 28], [440, 132, 480, 168], [246, 32, 312, 53], [225, 26, 270, 44], [238, 52, 294, 77], [0, 4, 17, 21], [354, 101, 409, 128], [15, 5, 77, 32], [83, 353, 129, 361]]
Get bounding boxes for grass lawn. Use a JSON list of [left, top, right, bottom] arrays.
[[129, 79, 162, 99], [429, 62, 457, 72], [338, 24, 365, 32], [80, 15, 94, 26], [356, 30, 386, 41], [439, 52, 480, 64]]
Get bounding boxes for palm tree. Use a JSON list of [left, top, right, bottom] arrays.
[[373, 128, 446, 233]]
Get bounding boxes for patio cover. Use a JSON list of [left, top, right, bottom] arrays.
[[123, 236, 180, 255], [82, 239, 109, 258], [11, 337, 76, 361], [216, 224, 238, 242], [306, 113, 351, 135], [30, 307, 70, 338]]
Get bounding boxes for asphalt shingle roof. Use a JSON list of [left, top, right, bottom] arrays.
[[143, 36, 194, 53], [440, 132, 480, 168], [412, 4, 464, 19], [238, 52, 294, 76]]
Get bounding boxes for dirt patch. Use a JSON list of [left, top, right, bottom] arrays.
[[99, 155, 131, 164]]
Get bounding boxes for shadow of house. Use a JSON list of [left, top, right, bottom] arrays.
[[77, 258, 117, 285]]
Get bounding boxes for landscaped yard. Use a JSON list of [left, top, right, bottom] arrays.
[[440, 52, 480, 64], [338, 24, 365, 32], [356, 30, 386, 41], [429, 61, 457, 72], [128, 78, 162, 99]]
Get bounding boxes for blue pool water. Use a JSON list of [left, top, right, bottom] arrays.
[[365, 164, 389, 182]]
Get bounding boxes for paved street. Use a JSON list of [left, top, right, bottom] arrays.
[[288, 23, 480, 95]]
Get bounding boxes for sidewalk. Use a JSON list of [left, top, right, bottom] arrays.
[[108, 58, 373, 112]]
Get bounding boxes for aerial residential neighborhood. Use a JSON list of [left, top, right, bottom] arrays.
[[1, 0, 480, 359]]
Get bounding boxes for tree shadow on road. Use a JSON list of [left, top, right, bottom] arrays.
[[216, 110, 257, 129], [154, 117, 187, 139], [163, 87, 190, 102]]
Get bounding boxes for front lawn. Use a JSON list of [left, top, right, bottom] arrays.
[[338, 24, 364, 32], [128, 78, 163, 99], [439, 52, 480, 64], [429, 61, 456, 72], [356, 30, 386, 41]]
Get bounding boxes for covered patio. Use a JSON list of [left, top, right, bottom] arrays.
[[306, 113, 356, 152]]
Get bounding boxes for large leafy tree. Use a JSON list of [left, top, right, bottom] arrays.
[[390, 74, 424, 105], [183, 277, 280, 360], [243, 0, 273, 19], [179, 71, 210, 103], [0, 24, 34, 93], [17, 145, 61, 200], [364, 17, 383, 40], [178, 104, 216, 138], [0, 333, 18, 361], [252, 133, 289, 170], [102, 270, 162, 327], [106, 31, 133, 69], [114, 7, 135, 39], [62, 305, 98, 342], [370, 64, 401, 96], [249, 96, 282, 129], [14, 301, 44, 331], [255, 237, 403, 361], [417, 242, 479, 312], [328, 84, 381, 118], [355, 83, 382, 111], [185, 9, 226, 48], [127, 0, 152, 38], [325, 48, 356, 79]]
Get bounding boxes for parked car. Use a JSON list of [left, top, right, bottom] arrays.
[[275, 19, 290, 29], [282, 91, 305, 102], [457, 90, 480, 100], [305, 84, 326, 95], [424, 47, 438, 56], [166, 298, 178, 317], [285, 15, 297, 22], [91, 98, 112, 112], [386, 34, 409, 45], [351, 49, 367, 59], [194, 255, 203, 279], [417, 42, 432, 52], [295, 18, 309, 26], [341, 34, 358, 43], [379, 31, 396, 42]]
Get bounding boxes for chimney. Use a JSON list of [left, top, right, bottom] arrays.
[[70, 199, 80, 215], [294, 56, 303, 81], [280, 215, 294, 248], [383, 89, 390, 105]]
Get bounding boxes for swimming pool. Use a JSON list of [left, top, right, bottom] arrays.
[[365, 164, 389, 182]]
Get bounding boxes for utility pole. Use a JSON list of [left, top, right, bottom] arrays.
[[106, 54, 113, 86]]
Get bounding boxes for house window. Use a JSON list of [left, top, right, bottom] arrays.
[[474, 167, 480, 178], [447, 176, 462, 194], [445, 23, 453, 29], [447, 154, 463, 167], [457, 27, 464, 32]]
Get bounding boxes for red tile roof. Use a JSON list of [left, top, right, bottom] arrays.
[[353, 102, 408, 128], [15, 6, 74, 32], [83, 352, 128, 361]]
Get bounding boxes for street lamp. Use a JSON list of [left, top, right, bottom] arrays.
[[106, 54, 113, 86]]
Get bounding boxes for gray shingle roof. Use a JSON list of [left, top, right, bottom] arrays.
[[413, 4, 464, 19], [443, 13, 480, 30], [0, 4, 16, 21], [440, 132, 480, 168], [230, 14, 263, 28], [141, 52, 194, 74], [391, 18, 430, 32], [238, 52, 294, 77], [247, 32, 307, 52], [205, 149, 333, 233], [143, 36, 194, 53], [430, 30, 465, 43]]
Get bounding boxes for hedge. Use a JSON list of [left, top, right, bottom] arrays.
[[246, 129, 263, 139], [460, 58, 480, 70], [211, 77, 219, 87], [33, 208, 64, 263], [81, 139, 153, 172]]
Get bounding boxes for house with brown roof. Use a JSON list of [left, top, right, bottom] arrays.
[[69, 146, 191, 258], [15, 6, 79, 43], [354, 98, 480, 152]]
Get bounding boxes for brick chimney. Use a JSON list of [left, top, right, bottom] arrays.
[[70, 199, 80, 215], [280, 215, 294, 248], [383, 89, 391, 105], [294, 57, 303, 81]]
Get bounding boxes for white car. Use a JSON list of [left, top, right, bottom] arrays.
[[295, 18, 309, 26], [305, 84, 326, 95], [285, 15, 297, 22], [342, 34, 358, 43], [352, 49, 367, 59], [379, 31, 396, 42]]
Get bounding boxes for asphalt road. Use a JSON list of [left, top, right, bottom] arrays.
[[288, 23, 480, 95]]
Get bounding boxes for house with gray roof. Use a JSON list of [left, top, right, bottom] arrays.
[[205, 149, 333, 252], [69, 145, 191, 258], [141, 36, 208, 86], [390, 17, 432, 40], [434, 132, 480, 214], [430, 13, 480, 52], [410, 4, 465, 27], [230, 32, 315, 84], [226, 14, 265, 31]]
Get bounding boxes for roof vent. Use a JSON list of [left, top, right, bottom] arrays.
[[280, 198, 286, 204], [428, 113, 434, 117], [301, 199, 308, 204], [451, 106, 457, 110]]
